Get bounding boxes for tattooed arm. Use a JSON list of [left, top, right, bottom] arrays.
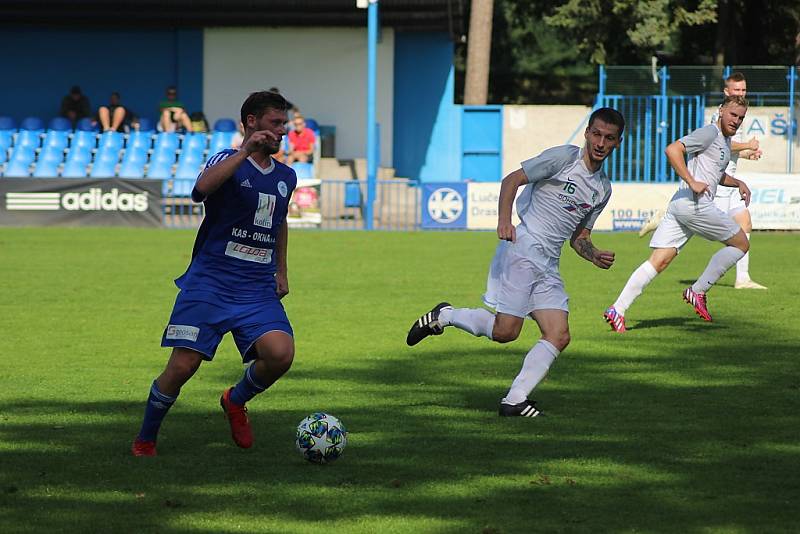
[[570, 226, 615, 269]]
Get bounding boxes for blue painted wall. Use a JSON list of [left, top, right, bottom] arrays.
[[0, 28, 202, 125], [393, 32, 460, 182]]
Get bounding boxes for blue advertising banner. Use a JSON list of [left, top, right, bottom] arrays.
[[421, 183, 467, 229]]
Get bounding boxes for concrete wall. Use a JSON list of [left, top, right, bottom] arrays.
[[502, 105, 591, 176], [203, 27, 395, 165]]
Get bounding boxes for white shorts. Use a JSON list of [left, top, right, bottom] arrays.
[[713, 186, 747, 215], [482, 237, 569, 318], [650, 194, 741, 251]]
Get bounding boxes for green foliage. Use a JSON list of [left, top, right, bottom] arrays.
[[1, 228, 799, 533]]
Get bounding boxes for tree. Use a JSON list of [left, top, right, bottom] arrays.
[[464, 0, 495, 104]]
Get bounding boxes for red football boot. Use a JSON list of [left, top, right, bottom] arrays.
[[220, 388, 253, 449]]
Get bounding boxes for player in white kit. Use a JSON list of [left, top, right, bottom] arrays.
[[604, 95, 752, 333], [406, 108, 625, 417], [639, 72, 765, 289]]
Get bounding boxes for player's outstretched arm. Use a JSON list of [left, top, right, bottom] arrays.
[[497, 169, 528, 242], [196, 130, 278, 198], [570, 227, 615, 269], [665, 141, 708, 196]]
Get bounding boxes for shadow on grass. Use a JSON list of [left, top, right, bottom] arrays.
[[1, 329, 798, 533]]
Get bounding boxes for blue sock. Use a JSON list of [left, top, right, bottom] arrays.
[[137, 380, 177, 442], [229, 364, 267, 406]]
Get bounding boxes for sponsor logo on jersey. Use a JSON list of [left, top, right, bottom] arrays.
[[224, 241, 273, 264], [165, 324, 200, 342], [254, 193, 276, 228], [5, 188, 148, 212], [558, 193, 592, 214], [277, 181, 288, 197]]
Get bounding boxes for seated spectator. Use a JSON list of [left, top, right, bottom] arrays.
[[60, 85, 91, 128], [190, 111, 209, 133], [286, 115, 316, 165], [97, 92, 138, 132], [158, 86, 193, 132]]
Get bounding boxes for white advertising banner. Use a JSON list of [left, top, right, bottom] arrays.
[[737, 173, 800, 230], [592, 183, 675, 232]]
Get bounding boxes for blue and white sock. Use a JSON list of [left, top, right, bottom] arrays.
[[137, 380, 177, 442], [229, 364, 267, 406]]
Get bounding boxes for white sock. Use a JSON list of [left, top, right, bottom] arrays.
[[613, 261, 658, 315], [502, 340, 560, 405], [736, 233, 751, 282], [692, 246, 746, 293], [439, 308, 494, 339]]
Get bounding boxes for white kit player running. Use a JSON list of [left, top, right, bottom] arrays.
[[604, 95, 752, 333], [639, 72, 766, 289], [406, 108, 625, 417]]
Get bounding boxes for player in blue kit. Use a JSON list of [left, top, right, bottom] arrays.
[[132, 91, 297, 456]]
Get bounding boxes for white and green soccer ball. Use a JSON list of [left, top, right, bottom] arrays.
[[295, 412, 347, 464]]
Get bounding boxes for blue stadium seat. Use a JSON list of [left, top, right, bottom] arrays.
[[0, 132, 12, 152], [151, 146, 176, 165], [0, 116, 15, 130], [94, 147, 120, 164], [9, 146, 36, 164], [291, 162, 314, 180], [128, 131, 153, 151], [122, 146, 148, 165], [213, 118, 237, 132], [39, 146, 65, 164], [175, 160, 202, 180], [76, 118, 98, 132], [154, 132, 179, 152], [118, 160, 146, 178], [3, 160, 31, 177], [43, 130, 69, 150], [137, 117, 155, 133], [183, 132, 208, 151], [99, 131, 124, 151], [172, 178, 196, 197], [304, 118, 320, 132], [72, 130, 97, 150], [178, 145, 204, 164], [33, 160, 60, 178], [61, 160, 88, 178], [90, 159, 116, 178], [66, 145, 92, 164], [16, 130, 42, 149], [20, 117, 45, 131], [146, 161, 172, 179], [48, 117, 72, 132], [209, 131, 234, 154]]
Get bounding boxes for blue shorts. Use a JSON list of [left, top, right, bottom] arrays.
[[161, 289, 293, 362]]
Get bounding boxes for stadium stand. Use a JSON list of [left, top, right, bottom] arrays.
[[0, 114, 318, 185]]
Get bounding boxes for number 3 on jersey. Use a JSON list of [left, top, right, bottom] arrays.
[[254, 193, 277, 229]]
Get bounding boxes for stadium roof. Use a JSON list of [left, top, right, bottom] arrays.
[[0, 0, 465, 35]]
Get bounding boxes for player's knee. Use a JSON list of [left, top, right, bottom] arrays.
[[544, 330, 570, 351], [492, 324, 520, 344]]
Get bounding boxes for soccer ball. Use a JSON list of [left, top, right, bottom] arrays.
[[295, 412, 347, 464]]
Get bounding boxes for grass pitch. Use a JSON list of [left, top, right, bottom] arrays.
[[0, 228, 798, 533]]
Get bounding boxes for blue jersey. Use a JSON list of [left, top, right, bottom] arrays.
[[175, 149, 297, 297]]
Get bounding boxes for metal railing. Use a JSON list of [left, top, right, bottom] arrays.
[[162, 178, 420, 231]]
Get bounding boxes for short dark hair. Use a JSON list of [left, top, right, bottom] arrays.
[[722, 95, 748, 108], [240, 91, 290, 125], [726, 72, 746, 83], [588, 107, 625, 136]]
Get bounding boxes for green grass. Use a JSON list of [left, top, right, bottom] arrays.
[[0, 228, 798, 533]]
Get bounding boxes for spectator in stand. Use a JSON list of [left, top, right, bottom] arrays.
[[286, 115, 315, 165], [231, 121, 245, 149], [190, 111, 210, 133], [158, 86, 193, 133], [60, 85, 91, 128], [97, 92, 138, 132]]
